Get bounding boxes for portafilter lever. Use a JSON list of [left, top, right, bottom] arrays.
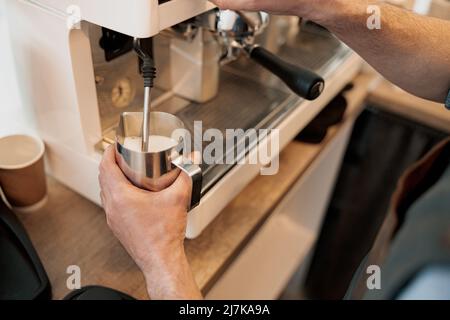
[[214, 10, 325, 100]]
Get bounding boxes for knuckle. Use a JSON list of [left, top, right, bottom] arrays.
[[175, 189, 189, 207]]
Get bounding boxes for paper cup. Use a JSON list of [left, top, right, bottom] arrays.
[[0, 134, 47, 213]]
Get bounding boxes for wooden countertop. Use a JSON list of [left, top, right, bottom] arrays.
[[16, 72, 374, 300]]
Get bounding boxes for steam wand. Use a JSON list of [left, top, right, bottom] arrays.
[[133, 38, 156, 152]]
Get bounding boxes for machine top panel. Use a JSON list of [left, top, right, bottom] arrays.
[[27, 0, 216, 37]]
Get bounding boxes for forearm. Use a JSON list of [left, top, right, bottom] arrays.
[[312, 0, 450, 102], [142, 247, 203, 300]]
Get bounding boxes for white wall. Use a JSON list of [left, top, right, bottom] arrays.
[[0, 0, 35, 137]]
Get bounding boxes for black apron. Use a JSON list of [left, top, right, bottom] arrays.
[[347, 138, 450, 299]]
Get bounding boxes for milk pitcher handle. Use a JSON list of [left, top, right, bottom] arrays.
[[172, 157, 202, 210]]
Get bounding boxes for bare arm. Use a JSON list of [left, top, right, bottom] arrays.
[[213, 0, 450, 103], [99, 146, 202, 300]]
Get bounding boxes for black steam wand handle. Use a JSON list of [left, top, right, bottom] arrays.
[[247, 45, 325, 100]]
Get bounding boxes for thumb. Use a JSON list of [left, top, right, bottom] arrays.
[[166, 152, 202, 206], [170, 150, 201, 192], [164, 171, 192, 211], [170, 170, 193, 195]]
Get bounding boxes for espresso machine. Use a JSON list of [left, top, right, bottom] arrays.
[[5, 0, 362, 238]]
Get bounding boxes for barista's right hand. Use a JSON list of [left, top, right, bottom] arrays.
[[99, 145, 202, 300], [211, 0, 339, 24]]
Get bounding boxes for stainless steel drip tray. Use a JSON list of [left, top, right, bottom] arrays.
[[171, 71, 291, 193]]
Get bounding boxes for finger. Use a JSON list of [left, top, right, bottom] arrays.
[[213, 0, 241, 10], [170, 149, 201, 192], [173, 170, 192, 191], [165, 169, 192, 205], [164, 152, 201, 206], [213, 0, 261, 11], [166, 170, 192, 211]]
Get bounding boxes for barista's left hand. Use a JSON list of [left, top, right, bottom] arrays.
[[98, 145, 202, 300]]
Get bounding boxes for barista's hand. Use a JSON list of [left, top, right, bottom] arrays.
[[211, 0, 335, 23], [99, 145, 202, 300]]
